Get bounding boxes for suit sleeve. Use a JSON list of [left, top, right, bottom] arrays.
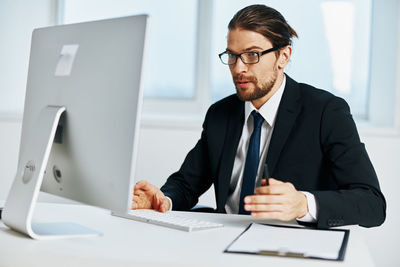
[[160, 109, 213, 211], [312, 97, 386, 228]]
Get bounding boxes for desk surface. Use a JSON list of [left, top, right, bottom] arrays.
[[0, 202, 374, 267]]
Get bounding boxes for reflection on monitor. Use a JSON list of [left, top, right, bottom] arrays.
[[3, 15, 148, 239]]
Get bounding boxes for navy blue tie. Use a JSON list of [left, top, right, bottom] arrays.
[[239, 111, 264, 214]]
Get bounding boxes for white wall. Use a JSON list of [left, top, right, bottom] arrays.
[[0, 122, 21, 200], [0, 1, 399, 267], [360, 135, 400, 267], [0, 0, 56, 115]]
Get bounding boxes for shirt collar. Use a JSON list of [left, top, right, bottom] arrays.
[[244, 74, 286, 127]]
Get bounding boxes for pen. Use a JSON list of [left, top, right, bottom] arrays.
[[262, 163, 270, 186], [256, 163, 270, 187]]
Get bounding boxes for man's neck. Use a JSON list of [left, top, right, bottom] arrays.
[[251, 72, 285, 109]]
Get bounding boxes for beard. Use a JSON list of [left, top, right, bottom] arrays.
[[234, 68, 278, 102]]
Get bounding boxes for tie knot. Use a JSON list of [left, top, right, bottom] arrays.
[[251, 111, 264, 129]]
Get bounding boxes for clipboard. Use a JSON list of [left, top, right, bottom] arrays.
[[224, 223, 350, 261]]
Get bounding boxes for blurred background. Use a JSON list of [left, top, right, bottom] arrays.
[[0, 1, 399, 266]]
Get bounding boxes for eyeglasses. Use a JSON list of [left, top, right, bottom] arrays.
[[218, 46, 283, 65]]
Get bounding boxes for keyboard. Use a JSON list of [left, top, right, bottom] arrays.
[[127, 209, 223, 232]]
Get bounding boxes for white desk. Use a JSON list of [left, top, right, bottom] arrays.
[[0, 202, 374, 267]]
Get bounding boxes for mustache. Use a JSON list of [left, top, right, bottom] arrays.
[[233, 74, 257, 83]]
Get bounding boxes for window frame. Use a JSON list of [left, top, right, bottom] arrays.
[[139, 0, 213, 128], [356, 0, 400, 136]]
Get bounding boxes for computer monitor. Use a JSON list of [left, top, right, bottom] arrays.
[[2, 14, 148, 239]]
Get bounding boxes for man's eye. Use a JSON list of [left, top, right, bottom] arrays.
[[247, 52, 259, 57], [227, 53, 236, 58]]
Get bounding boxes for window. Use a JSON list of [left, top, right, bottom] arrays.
[[62, 0, 198, 100], [59, 0, 400, 128], [211, 0, 372, 119]]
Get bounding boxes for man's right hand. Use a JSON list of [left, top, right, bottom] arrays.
[[131, 180, 171, 212]]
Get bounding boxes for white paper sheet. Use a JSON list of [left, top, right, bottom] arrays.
[[226, 223, 346, 260]]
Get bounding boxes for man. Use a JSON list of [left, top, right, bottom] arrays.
[[132, 4, 386, 229]]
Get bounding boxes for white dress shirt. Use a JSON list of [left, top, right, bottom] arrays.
[[224, 75, 317, 222]]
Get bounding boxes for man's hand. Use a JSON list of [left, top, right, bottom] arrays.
[[244, 178, 308, 221], [131, 180, 171, 212]]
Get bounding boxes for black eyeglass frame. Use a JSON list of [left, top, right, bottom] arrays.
[[218, 46, 284, 65]]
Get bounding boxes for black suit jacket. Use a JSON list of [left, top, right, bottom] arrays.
[[161, 75, 386, 229]]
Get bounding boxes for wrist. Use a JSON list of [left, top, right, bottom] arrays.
[[298, 192, 309, 218]]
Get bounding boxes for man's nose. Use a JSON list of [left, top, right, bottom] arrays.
[[231, 56, 248, 73]]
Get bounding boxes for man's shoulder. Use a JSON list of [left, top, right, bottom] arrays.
[[296, 81, 348, 107], [297, 82, 336, 103], [291, 79, 350, 113], [285, 75, 335, 104], [208, 94, 242, 113], [285, 75, 350, 114], [202, 94, 243, 126]]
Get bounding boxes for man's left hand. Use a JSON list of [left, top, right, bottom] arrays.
[[244, 178, 308, 221]]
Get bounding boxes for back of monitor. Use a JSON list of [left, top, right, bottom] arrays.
[[3, 14, 148, 239]]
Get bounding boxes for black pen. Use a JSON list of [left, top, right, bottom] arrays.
[[256, 163, 270, 187], [262, 163, 270, 186]]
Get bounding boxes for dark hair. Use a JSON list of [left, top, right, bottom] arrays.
[[228, 4, 298, 48]]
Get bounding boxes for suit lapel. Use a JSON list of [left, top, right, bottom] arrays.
[[216, 97, 244, 212], [266, 75, 302, 175]]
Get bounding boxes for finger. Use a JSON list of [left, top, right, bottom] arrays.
[[244, 195, 282, 204], [244, 204, 283, 212], [132, 195, 151, 210], [134, 180, 152, 191], [152, 194, 160, 210], [133, 189, 145, 197], [131, 196, 140, 209], [156, 197, 162, 211], [131, 195, 142, 209], [268, 178, 284, 185], [153, 191, 166, 211], [158, 201, 165, 213], [261, 179, 267, 186], [255, 183, 289, 195], [159, 198, 170, 213], [254, 186, 269, 195], [132, 195, 140, 202]]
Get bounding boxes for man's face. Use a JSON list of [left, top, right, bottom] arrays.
[[227, 28, 279, 102]]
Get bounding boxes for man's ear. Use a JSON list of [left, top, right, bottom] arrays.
[[278, 45, 292, 69]]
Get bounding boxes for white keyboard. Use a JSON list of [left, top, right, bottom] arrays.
[[127, 209, 223, 232]]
